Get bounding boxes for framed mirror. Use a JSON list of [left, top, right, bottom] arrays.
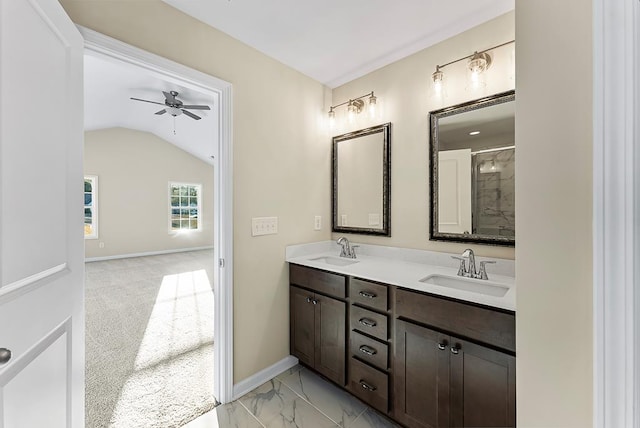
[[429, 90, 515, 246], [333, 123, 391, 236]]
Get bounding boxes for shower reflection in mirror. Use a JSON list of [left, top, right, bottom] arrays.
[[430, 90, 515, 246]]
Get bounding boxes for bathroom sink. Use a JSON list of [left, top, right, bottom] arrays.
[[419, 274, 509, 297], [309, 256, 360, 267]]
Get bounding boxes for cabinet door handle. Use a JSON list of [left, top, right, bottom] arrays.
[[359, 380, 377, 392], [359, 290, 377, 299], [312, 298, 318, 305], [451, 344, 460, 355], [358, 318, 377, 328], [359, 345, 377, 356], [437, 340, 448, 351], [0, 348, 11, 365], [306, 296, 313, 304]]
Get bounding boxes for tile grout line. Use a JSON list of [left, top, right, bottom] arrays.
[[349, 406, 370, 426], [275, 375, 369, 428], [237, 399, 267, 428], [274, 378, 343, 427]]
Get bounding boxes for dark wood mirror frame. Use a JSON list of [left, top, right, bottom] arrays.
[[332, 123, 391, 236], [429, 91, 515, 247]]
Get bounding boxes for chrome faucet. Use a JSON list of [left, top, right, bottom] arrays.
[[337, 237, 358, 259], [452, 248, 496, 280], [462, 248, 476, 277]]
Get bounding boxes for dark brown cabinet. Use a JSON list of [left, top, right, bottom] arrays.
[[395, 319, 450, 427], [394, 288, 516, 428], [289, 263, 516, 427], [289, 265, 347, 386], [347, 277, 391, 414]]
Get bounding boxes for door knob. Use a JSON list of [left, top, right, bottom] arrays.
[[0, 348, 12, 365]]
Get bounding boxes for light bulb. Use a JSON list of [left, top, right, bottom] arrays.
[[368, 94, 377, 119], [432, 67, 444, 96], [328, 108, 335, 129], [347, 102, 356, 123]]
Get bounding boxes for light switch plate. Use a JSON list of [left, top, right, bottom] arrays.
[[252, 216, 278, 236], [314, 216, 322, 231]]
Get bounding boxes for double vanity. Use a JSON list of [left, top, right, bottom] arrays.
[[286, 241, 516, 428]]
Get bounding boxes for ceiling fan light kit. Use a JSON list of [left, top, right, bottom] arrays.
[[130, 90, 211, 120]]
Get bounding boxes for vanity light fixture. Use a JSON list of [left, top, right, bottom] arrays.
[[328, 91, 378, 126], [430, 40, 515, 96]]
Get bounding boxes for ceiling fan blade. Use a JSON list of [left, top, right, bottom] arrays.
[[182, 109, 201, 120], [130, 97, 166, 106], [155, 109, 167, 115], [181, 105, 211, 110]]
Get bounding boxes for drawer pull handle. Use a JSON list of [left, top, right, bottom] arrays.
[[0, 348, 11, 365], [359, 380, 377, 392], [437, 340, 448, 351], [451, 344, 460, 355], [358, 318, 377, 328], [359, 291, 377, 299], [359, 345, 377, 356]]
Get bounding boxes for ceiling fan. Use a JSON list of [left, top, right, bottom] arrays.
[[130, 90, 211, 120]]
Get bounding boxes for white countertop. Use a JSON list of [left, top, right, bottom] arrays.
[[286, 241, 516, 312]]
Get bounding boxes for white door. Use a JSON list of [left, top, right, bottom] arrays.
[[0, 0, 84, 427], [438, 149, 472, 234]]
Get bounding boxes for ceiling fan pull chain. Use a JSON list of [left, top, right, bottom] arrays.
[[173, 116, 177, 135]]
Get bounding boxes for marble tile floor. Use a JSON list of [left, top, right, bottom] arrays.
[[185, 364, 400, 428]]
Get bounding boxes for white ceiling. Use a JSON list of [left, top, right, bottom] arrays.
[[162, 0, 514, 88], [84, 55, 219, 165]]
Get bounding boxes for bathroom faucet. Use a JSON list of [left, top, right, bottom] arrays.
[[337, 237, 358, 259], [451, 248, 496, 280], [461, 248, 476, 277]]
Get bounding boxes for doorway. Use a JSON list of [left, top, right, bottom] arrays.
[[81, 26, 234, 423]]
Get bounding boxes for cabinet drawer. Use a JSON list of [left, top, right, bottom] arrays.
[[350, 305, 388, 341], [350, 330, 388, 371], [395, 288, 515, 353], [290, 264, 346, 299], [349, 357, 388, 413], [350, 278, 388, 311]]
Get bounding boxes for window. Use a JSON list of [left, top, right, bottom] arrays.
[[169, 182, 202, 232], [84, 176, 98, 239]]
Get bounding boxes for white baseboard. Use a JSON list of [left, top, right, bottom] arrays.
[[84, 246, 214, 262], [232, 356, 299, 401]]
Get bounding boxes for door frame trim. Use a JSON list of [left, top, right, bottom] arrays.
[[80, 27, 235, 404], [592, 0, 638, 426]]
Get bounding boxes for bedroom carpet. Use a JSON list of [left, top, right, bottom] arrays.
[[84, 250, 216, 428]]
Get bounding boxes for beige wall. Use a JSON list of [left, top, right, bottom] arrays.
[[515, 1, 593, 426], [84, 128, 214, 258], [331, 12, 516, 260], [62, 1, 332, 383]]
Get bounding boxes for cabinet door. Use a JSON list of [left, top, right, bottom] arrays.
[[314, 294, 346, 385], [394, 320, 450, 428], [290, 286, 316, 367], [449, 338, 516, 428]]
